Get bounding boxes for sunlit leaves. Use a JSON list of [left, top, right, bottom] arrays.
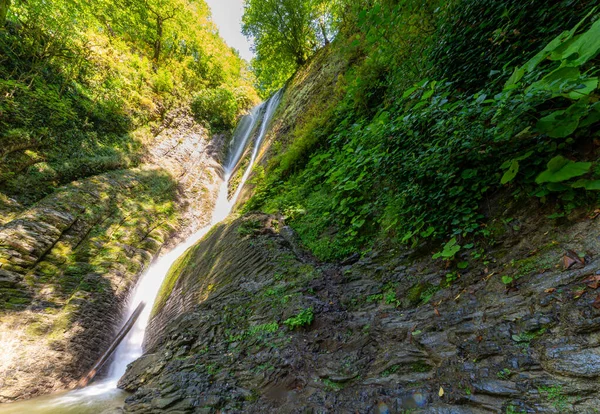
[[535, 156, 591, 184], [501, 160, 519, 185], [242, 0, 337, 95]]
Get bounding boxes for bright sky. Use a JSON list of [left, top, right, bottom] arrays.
[[205, 0, 254, 62]]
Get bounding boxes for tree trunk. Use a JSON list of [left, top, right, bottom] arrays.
[[0, 0, 11, 26], [153, 16, 163, 68], [319, 20, 329, 45]]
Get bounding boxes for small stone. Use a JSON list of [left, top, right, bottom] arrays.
[[544, 346, 600, 378], [472, 380, 518, 396], [154, 396, 180, 409], [374, 402, 390, 414]]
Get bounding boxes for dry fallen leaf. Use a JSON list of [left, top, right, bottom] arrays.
[[439, 387, 444, 397], [593, 294, 600, 309], [434, 308, 441, 317], [544, 288, 556, 293], [573, 288, 586, 299], [483, 272, 495, 282], [584, 275, 600, 290], [563, 250, 585, 270]]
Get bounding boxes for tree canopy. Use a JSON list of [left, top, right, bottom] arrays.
[[242, 0, 338, 97], [0, 0, 258, 202]]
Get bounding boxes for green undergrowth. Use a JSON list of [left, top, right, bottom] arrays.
[[244, 0, 600, 262], [283, 307, 314, 329], [0, 0, 257, 205]]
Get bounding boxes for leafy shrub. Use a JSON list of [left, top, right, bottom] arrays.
[[153, 68, 175, 93], [283, 307, 314, 329], [191, 87, 239, 131]]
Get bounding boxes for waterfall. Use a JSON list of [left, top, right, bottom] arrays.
[[0, 91, 282, 414], [229, 89, 282, 204], [107, 90, 281, 383]]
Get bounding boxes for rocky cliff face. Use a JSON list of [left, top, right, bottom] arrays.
[[116, 43, 600, 414], [0, 109, 225, 402], [120, 211, 600, 413]]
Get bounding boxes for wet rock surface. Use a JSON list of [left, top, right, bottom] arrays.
[[0, 110, 225, 402], [120, 213, 600, 413]]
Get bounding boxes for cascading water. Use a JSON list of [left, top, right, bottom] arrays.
[[0, 91, 282, 414]]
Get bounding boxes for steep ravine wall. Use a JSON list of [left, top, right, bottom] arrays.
[[121, 212, 600, 413], [120, 45, 600, 413], [233, 45, 349, 210], [0, 109, 225, 402]]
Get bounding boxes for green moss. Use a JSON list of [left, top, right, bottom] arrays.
[[237, 219, 263, 237], [47, 308, 75, 341], [382, 364, 400, 377], [410, 361, 431, 373], [322, 378, 345, 392], [405, 282, 439, 306], [8, 297, 30, 305], [248, 322, 279, 336], [244, 390, 260, 402], [26, 321, 51, 336], [151, 247, 195, 317], [497, 368, 512, 379], [538, 385, 568, 411]]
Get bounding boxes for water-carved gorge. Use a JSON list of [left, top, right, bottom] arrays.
[[117, 53, 600, 412], [120, 214, 600, 413], [0, 110, 225, 402]]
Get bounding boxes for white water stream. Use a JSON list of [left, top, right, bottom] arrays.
[[0, 91, 282, 414]]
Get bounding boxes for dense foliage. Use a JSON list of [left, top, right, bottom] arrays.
[[430, 0, 599, 92], [242, 0, 339, 96], [0, 0, 257, 203], [245, 0, 600, 262]]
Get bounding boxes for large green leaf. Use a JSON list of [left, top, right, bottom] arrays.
[[566, 78, 599, 100], [536, 156, 591, 184], [501, 160, 519, 184], [571, 180, 600, 190], [528, 67, 598, 100], [549, 18, 600, 67], [537, 109, 581, 138], [536, 100, 589, 138], [579, 102, 600, 128]]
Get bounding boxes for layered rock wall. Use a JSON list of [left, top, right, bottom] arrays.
[[121, 213, 600, 413], [0, 109, 225, 402]]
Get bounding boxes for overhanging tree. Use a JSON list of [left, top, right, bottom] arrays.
[[242, 0, 338, 96]]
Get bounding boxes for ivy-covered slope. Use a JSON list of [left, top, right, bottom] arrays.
[[244, 0, 600, 265]]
